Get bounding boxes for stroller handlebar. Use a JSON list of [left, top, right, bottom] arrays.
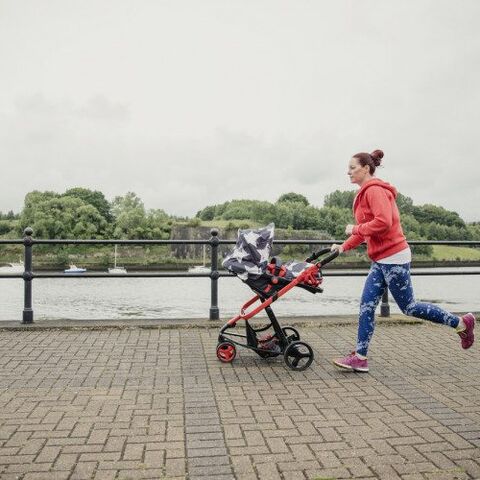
[[305, 247, 339, 266]]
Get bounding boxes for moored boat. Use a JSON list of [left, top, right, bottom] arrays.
[[64, 264, 87, 274]]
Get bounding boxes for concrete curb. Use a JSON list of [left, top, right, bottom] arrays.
[[0, 314, 437, 331], [0, 312, 476, 332]]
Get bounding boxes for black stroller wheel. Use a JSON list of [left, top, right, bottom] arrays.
[[281, 326, 300, 342], [216, 342, 236, 363], [284, 341, 314, 371]]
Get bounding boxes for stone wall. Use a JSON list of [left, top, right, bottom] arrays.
[[170, 225, 331, 260]]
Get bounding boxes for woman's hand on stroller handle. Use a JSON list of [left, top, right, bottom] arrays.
[[330, 244, 344, 254]]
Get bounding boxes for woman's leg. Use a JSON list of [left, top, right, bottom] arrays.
[[381, 263, 460, 328], [355, 263, 387, 356], [333, 263, 386, 372]]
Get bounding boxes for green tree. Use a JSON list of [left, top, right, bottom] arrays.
[[19, 195, 107, 239], [400, 213, 422, 238], [0, 220, 13, 235], [145, 209, 173, 239], [111, 192, 150, 239], [316, 207, 354, 238], [422, 222, 450, 241], [196, 205, 216, 221], [412, 204, 465, 229], [220, 200, 272, 221], [277, 192, 309, 206], [20, 191, 60, 230], [396, 192, 414, 215], [467, 223, 480, 240], [65, 187, 113, 222], [111, 192, 145, 219], [0, 210, 17, 220], [323, 190, 356, 209]]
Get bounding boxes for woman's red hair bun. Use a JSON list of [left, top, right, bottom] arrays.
[[370, 149, 384, 166]]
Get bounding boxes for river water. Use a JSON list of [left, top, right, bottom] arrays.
[[0, 267, 479, 322]]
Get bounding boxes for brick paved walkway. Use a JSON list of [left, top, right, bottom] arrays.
[[0, 322, 479, 480]]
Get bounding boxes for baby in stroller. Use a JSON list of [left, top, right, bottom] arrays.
[[217, 223, 338, 370]]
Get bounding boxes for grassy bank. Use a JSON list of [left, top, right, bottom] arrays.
[[431, 245, 480, 261]]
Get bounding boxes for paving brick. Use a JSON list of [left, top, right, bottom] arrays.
[[70, 461, 97, 480], [4, 462, 52, 474], [1, 324, 480, 480], [165, 457, 186, 477], [122, 443, 144, 461], [305, 466, 352, 479], [283, 471, 307, 480], [23, 472, 71, 480], [189, 464, 233, 476], [93, 470, 117, 480], [188, 455, 230, 467], [231, 455, 255, 474], [255, 462, 281, 480]]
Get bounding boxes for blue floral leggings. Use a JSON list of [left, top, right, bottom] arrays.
[[357, 262, 459, 356]]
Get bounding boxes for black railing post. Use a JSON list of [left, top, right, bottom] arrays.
[[209, 228, 220, 320], [22, 227, 34, 324], [380, 289, 390, 317]]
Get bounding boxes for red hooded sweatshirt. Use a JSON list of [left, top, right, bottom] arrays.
[[341, 178, 409, 261]]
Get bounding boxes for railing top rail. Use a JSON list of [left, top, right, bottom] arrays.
[[1, 238, 480, 246], [0, 240, 24, 244], [1, 269, 479, 280]]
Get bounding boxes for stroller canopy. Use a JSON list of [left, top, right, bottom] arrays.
[[223, 224, 274, 280], [222, 223, 316, 281]]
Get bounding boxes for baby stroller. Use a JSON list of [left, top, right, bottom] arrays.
[[217, 224, 338, 371]]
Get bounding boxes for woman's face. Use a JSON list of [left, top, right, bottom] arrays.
[[348, 157, 370, 185]]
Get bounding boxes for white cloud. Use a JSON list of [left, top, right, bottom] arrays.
[[0, 0, 479, 221]]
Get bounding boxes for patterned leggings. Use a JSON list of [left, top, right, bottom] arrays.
[[356, 262, 459, 356]]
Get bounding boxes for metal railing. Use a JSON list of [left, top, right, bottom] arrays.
[[0, 227, 479, 323]]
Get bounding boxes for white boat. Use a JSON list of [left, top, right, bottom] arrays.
[[108, 267, 127, 274], [0, 262, 24, 273], [108, 245, 127, 274], [188, 245, 210, 273], [64, 264, 87, 274], [188, 265, 211, 274]]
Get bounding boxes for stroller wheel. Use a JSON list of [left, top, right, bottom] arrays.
[[281, 326, 300, 342], [284, 341, 314, 371], [216, 342, 236, 363]]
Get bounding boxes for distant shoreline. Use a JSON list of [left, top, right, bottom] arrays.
[[9, 260, 479, 272]]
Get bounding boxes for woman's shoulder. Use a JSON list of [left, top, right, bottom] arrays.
[[364, 181, 395, 197]]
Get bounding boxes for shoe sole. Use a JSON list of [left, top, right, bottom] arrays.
[[332, 360, 369, 373]]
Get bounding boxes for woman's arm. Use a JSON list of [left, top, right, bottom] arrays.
[[341, 232, 365, 252], [352, 186, 393, 237]]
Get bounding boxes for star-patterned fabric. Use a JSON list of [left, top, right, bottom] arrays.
[[222, 223, 316, 282]]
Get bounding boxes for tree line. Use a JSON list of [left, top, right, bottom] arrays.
[[0, 188, 176, 240], [0, 188, 479, 242], [196, 191, 480, 241]]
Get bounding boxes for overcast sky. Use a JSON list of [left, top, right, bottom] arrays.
[[1, 0, 479, 221]]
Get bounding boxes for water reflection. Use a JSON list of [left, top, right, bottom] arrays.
[[0, 268, 478, 321]]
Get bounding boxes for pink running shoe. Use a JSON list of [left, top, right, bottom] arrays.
[[457, 313, 475, 349], [333, 352, 369, 372]]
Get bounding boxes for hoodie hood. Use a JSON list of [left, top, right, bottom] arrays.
[[353, 178, 397, 210]]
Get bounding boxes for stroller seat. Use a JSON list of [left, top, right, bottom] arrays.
[[222, 223, 323, 296]]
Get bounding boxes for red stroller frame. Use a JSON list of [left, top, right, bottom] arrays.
[[217, 248, 339, 371]]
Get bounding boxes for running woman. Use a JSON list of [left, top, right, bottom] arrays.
[[330, 149, 475, 372]]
